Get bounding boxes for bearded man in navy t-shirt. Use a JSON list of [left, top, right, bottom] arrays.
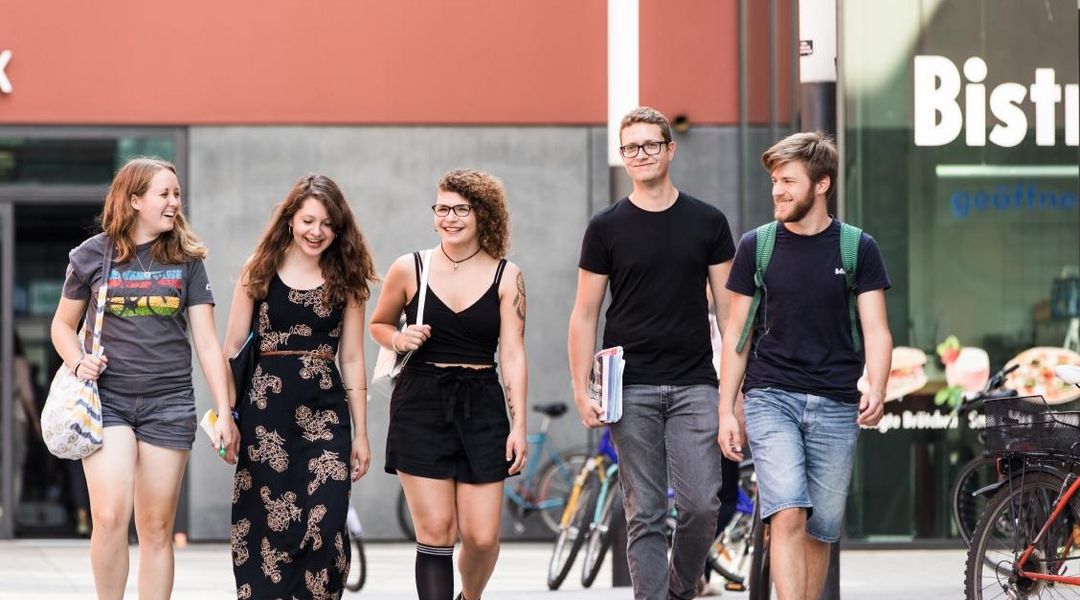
[[718, 132, 893, 600]]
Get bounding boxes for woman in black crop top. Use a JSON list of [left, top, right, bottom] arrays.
[[370, 169, 528, 600]]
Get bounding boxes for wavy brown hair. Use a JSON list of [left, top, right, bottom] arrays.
[[438, 169, 510, 258], [100, 157, 207, 264], [761, 131, 838, 197], [244, 175, 378, 307]]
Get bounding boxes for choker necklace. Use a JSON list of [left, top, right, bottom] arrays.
[[440, 243, 482, 271]]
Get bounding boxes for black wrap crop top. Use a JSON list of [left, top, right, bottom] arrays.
[[403, 252, 507, 365]]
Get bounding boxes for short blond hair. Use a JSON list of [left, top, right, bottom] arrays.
[[761, 132, 838, 196], [619, 106, 672, 143]]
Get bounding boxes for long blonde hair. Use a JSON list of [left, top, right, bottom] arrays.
[[100, 157, 207, 263]]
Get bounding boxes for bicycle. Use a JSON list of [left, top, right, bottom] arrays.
[[949, 363, 1020, 545], [964, 364, 1080, 599], [950, 364, 1075, 546], [397, 402, 587, 540], [344, 505, 367, 592], [546, 427, 616, 590], [567, 430, 759, 592], [704, 461, 758, 592]]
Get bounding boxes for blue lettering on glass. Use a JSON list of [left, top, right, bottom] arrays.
[[948, 183, 1079, 219]]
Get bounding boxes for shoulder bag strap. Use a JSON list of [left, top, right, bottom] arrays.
[[415, 249, 434, 325], [89, 237, 113, 357]]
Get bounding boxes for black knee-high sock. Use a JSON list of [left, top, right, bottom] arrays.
[[415, 543, 454, 600]]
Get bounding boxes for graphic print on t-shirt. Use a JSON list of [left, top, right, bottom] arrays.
[[106, 268, 182, 317]]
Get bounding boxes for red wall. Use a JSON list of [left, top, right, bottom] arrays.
[[0, 1, 789, 125]]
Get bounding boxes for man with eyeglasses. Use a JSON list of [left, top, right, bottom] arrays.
[[568, 106, 736, 599]]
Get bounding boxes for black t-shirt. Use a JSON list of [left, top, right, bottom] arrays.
[[726, 219, 891, 402], [579, 192, 736, 386]]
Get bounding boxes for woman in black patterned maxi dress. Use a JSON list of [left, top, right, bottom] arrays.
[[224, 175, 378, 600]]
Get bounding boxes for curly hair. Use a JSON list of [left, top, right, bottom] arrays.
[[100, 157, 207, 264], [245, 175, 379, 307], [437, 169, 510, 258]]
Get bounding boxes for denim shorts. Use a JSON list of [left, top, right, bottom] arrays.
[[100, 387, 197, 450], [743, 387, 859, 543]]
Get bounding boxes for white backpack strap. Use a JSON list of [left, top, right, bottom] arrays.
[[415, 249, 434, 325]]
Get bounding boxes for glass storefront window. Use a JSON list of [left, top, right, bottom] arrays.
[[0, 136, 176, 185], [842, 0, 1078, 541]]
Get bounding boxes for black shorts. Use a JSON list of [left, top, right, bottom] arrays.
[[385, 362, 512, 484]]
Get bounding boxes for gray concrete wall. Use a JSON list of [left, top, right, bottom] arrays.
[[186, 125, 741, 540]]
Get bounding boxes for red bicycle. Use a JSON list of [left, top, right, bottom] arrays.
[[964, 364, 1080, 599]]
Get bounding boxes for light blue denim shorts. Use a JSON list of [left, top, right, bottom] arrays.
[[743, 387, 859, 543]]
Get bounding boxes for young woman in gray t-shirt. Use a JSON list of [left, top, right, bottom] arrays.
[[51, 157, 239, 599]]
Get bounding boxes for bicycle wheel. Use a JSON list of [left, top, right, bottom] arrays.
[[951, 455, 1000, 546], [964, 471, 1080, 599], [748, 498, 772, 600], [397, 488, 416, 541], [581, 471, 621, 588], [537, 453, 590, 534], [345, 529, 367, 592], [546, 470, 600, 590], [708, 509, 753, 586]]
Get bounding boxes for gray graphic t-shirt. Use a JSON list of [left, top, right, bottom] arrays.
[[61, 233, 215, 395]]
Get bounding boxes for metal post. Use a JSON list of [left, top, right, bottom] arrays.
[[800, 1, 842, 597], [1, 201, 14, 539], [610, 499, 631, 586], [607, 0, 638, 586], [738, 0, 749, 231]]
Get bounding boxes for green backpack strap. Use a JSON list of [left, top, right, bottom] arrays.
[[840, 222, 863, 353], [736, 221, 777, 353]]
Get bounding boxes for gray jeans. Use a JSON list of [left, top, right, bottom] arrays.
[[610, 384, 723, 600]]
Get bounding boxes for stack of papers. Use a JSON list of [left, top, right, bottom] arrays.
[[589, 346, 625, 423]]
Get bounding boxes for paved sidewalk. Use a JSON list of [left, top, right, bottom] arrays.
[[0, 539, 966, 599]]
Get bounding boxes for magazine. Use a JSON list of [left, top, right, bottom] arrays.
[[589, 346, 625, 423]]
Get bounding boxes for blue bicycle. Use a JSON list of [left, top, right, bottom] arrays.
[[397, 402, 587, 538], [575, 429, 758, 590]]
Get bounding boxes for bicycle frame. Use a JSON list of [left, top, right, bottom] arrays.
[[1012, 471, 1080, 585], [503, 415, 573, 512]]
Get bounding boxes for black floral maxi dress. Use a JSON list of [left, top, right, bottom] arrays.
[[231, 276, 351, 600]]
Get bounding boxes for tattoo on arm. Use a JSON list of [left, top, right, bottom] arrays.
[[512, 271, 527, 334], [504, 383, 515, 418]]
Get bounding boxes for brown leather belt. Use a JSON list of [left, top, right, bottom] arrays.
[[262, 350, 335, 361]]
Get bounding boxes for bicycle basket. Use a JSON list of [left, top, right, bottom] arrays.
[[984, 395, 1080, 458]]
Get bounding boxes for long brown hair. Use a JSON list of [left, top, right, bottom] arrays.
[[245, 175, 378, 307], [100, 157, 207, 263]]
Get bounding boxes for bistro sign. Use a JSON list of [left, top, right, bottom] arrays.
[[914, 55, 1079, 147], [867, 408, 987, 434]]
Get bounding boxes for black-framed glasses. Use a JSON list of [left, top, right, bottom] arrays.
[[431, 203, 472, 217], [619, 140, 669, 159]]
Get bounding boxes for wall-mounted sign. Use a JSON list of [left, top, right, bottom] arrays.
[[914, 55, 1079, 147], [0, 50, 11, 94]]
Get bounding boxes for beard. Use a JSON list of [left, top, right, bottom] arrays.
[[774, 188, 815, 223]]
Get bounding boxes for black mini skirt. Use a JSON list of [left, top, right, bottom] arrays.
[[385, 362, 513, 484]]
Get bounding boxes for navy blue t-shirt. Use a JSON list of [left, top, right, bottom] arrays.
[[726, 219, 890, 402], [579, 192, 736, 386]]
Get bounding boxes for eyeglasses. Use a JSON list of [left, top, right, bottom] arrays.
[[619, 140, 670, 159], [431, 203, 472, 217]]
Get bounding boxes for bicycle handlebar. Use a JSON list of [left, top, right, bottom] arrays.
[[952, 363, 1021, 413]]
